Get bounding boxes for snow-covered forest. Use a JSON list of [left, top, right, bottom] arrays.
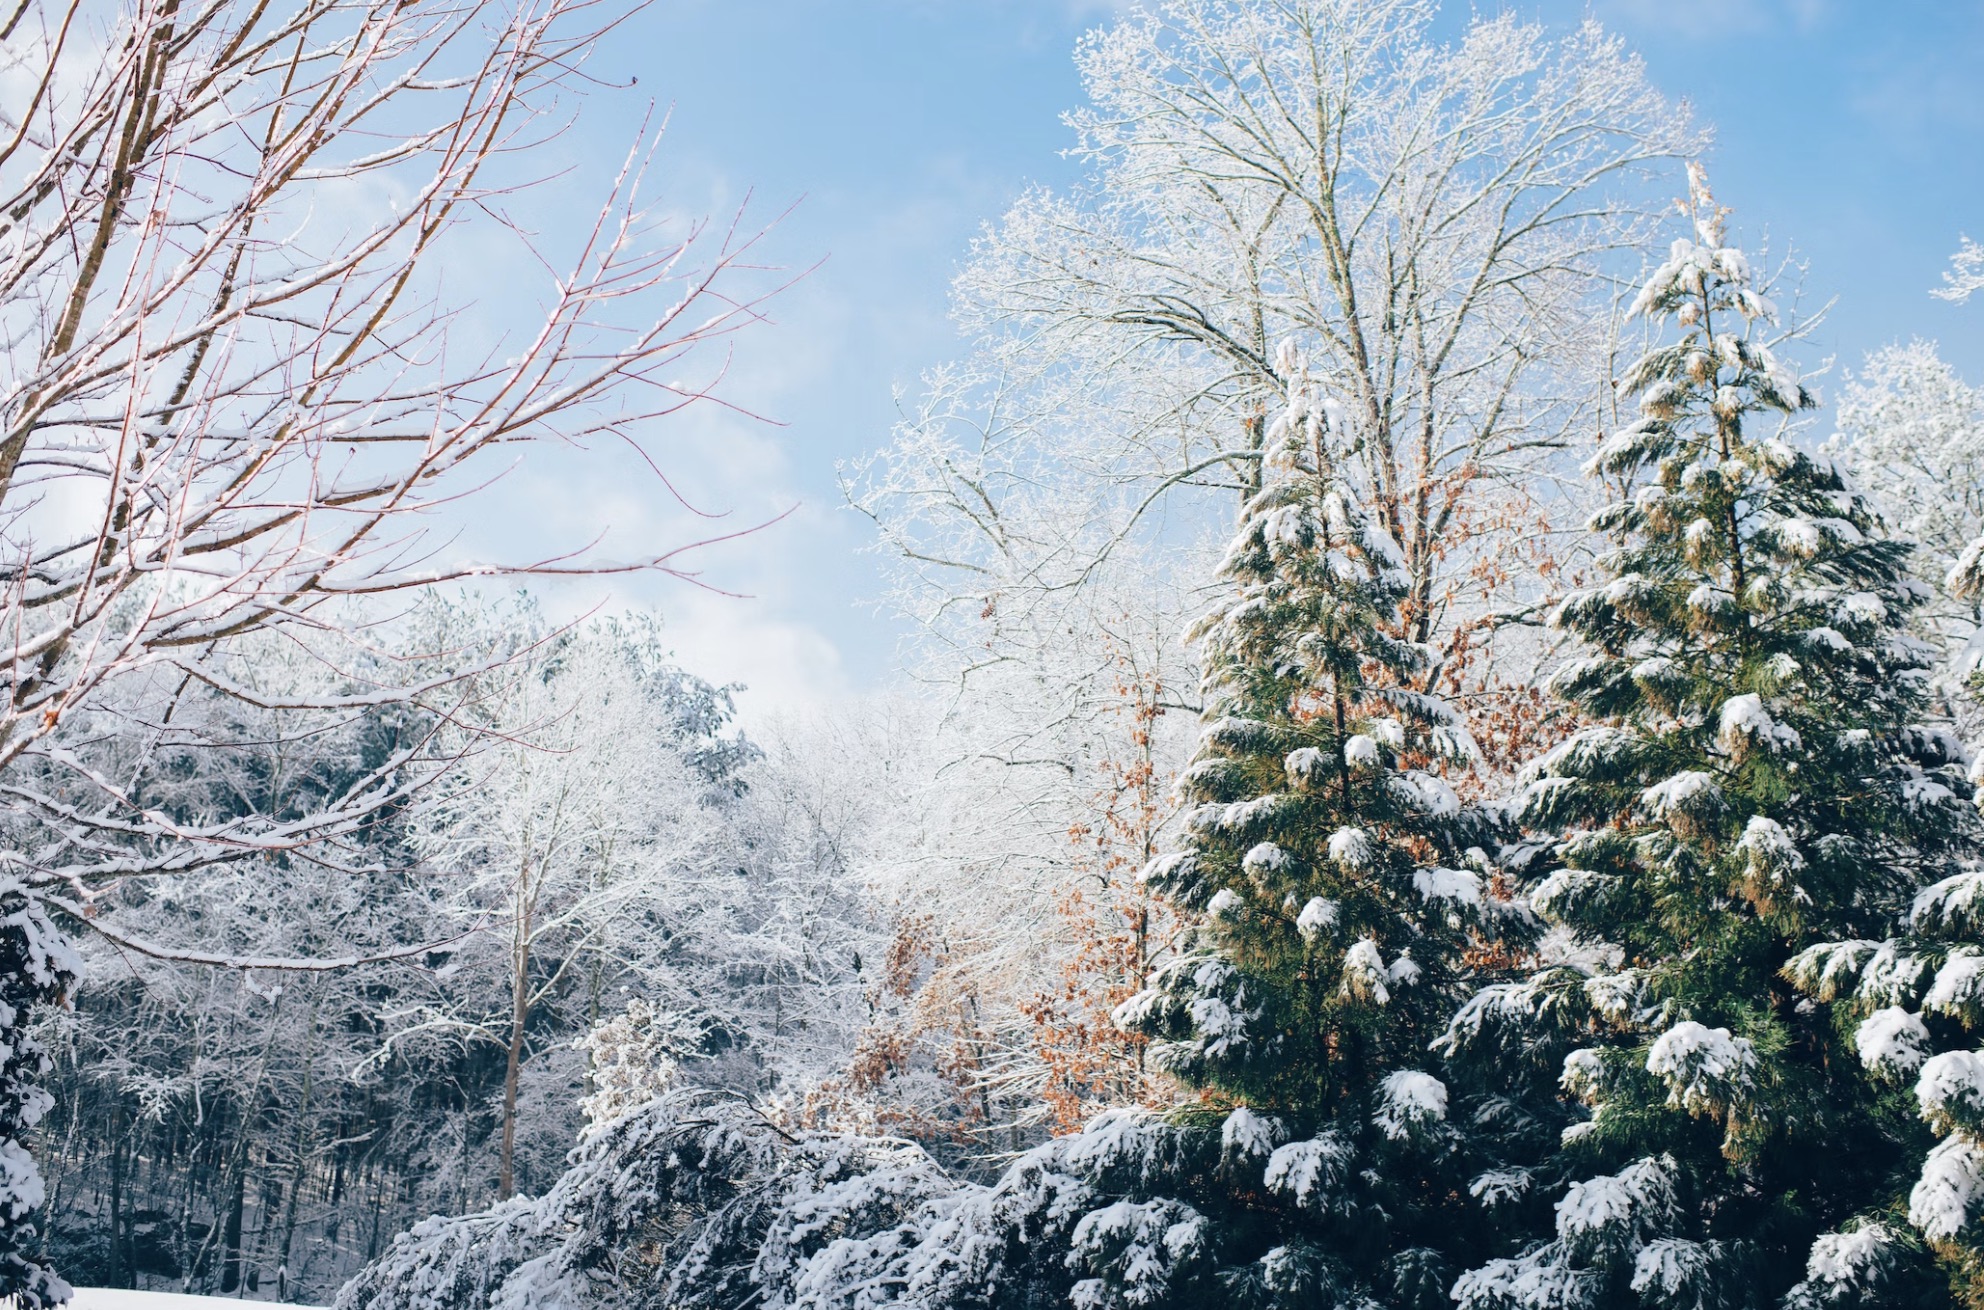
[[13, 0, 1984, 1307]]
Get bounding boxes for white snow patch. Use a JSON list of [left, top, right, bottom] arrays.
[[1561, 1047, 1606, 1101], [1220, 1106, 1283, 1162], [1340, 938, 1390, 1004], [1797, 1224, 1899, 1297], [1374, 1070, 1448, 1141], [1413, 866, 1482, 908], [1585, 970, 1647, 1025], [1452, 1257, 1594, 1309], [1556, 1156, 1678, 1243], [1856, 1008, 1932, 1076], [1687, 583, 1732, 615], [1778, 518, 1822, 557], [1646, 1021, 1759, 1115], [1859, 942, 1934, 1006], [1717, 693, 1801, 756], [1138, 851, 1197, 885], [1390, 770, 1460, 816], [1915, 872, 1984, 933], [1386, 954, 1422, 988], [1296, 896, 1339, 941], [1910, 1134, 1984, 1241], [1639, 770, 1721, 819], [1284, 746, 1328, 786], [1530, 868, 1611, 921], [1328, 825, 1374, 868], [1241, 842, 1291, 876], [1927, 949, 1984, 1019], [1839, 591, 1887, 625], [1917, 1049, 1984, 1133], [1631, 1239, 1714, 1300], [1263, 1132, 1352, 1208], [1736, 815, 1805, 887]]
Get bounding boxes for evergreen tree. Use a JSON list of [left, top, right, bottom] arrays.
[[0, 878, 80, 1310], [1445, 166, 1980, 1309], [1777, 857, 1984, 1308], [922, 345, 1510, 1308], [1777, 570, 1984, 1304]]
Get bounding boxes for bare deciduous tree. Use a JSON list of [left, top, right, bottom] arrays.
[[854, 0, 1696, 695], [400, 626, 718, 1201], [0, 0, 778, 1296]]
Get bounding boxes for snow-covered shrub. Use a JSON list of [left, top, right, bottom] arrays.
[[339, 1091, 956, 1310]]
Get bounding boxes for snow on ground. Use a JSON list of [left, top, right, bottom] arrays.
[[68, 1290, 327, 1310]]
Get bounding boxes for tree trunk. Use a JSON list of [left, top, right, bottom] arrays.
[[497, 927, 531, 1200], [279, 1006, 320, 1271], [218, 1167, 246, 1293], [108, 1100, 131, 1288], [365, 1172, 385, 1263]]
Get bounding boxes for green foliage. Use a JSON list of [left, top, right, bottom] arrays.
[[1131, 347, 1495, 1122], [1452, 167, 1979, 1309], [1049, 346, 1515, 1306]]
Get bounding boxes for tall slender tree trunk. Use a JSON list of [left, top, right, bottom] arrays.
[[498, 897, 533, 1200], [279, 1005, 320, 1274], [108, 1100, 131, 1288], [365, 1171, 385, 1263], [218, 1167, 246, 1293]]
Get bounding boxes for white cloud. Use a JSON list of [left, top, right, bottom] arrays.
[[644, 584, 852, 725]]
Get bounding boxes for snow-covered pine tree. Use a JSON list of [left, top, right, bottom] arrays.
[[0, 879, 80, 1309], [1776, 858, 1984, 1307], [901, 344, 1510, 1308], [1446, 166, 1981, 1309], [1776, 645, 1984, 1297]]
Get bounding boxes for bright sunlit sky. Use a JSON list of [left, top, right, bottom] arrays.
[[465, 0, 1984, 722]]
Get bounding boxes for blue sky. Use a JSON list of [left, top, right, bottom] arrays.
[[479, 0, 1984, 719]]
